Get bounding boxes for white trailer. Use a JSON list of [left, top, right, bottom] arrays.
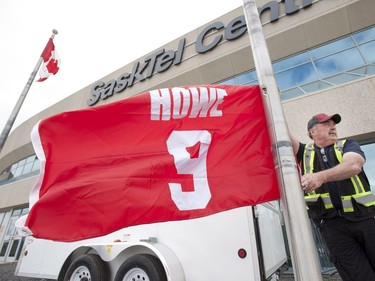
[[15, 201, 287, 281]]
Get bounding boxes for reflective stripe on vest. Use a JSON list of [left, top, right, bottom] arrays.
[[334, 140, 365, 194], [305, 193, 334, 210], [341, 192, 375, 212], [303, 144, 317, 199], [303, 143, 315, 176]]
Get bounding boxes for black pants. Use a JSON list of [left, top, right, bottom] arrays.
[[320, 216, 375, 281]]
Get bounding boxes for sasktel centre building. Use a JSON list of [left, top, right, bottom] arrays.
[[1, 0, 374, 269]]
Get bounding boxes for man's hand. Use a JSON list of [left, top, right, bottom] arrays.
[[301, 173, 326, 193]]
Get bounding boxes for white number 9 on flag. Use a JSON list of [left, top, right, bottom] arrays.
[[166, 130, 212, 210]]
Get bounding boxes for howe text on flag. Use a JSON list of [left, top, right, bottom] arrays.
[[22, 85, 279, 241]]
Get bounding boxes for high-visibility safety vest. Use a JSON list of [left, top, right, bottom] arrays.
[[302, 139, 375, 220]]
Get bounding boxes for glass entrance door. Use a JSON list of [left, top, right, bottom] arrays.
[[0, 208, 28, 262]]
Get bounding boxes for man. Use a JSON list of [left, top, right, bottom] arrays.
[[290, 113, 375, 281]]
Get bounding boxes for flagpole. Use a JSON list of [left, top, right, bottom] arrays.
[[0, 29, 58, 154], [242, 1, 323, 280]]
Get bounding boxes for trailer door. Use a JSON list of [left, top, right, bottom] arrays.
[[254, 201, 287, 279]]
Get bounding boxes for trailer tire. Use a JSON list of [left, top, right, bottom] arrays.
[[63, 254, 108, 281], [114, 254, 167, 281]]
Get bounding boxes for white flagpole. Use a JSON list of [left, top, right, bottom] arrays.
[[0, 29, 58, 154], [242, 1, 323, 280]]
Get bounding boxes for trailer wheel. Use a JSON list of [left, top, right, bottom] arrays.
[[63, 254, 108, 281], [114, 254, 167, 281]]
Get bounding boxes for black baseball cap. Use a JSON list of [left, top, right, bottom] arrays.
[[307, 113, 341, 131]]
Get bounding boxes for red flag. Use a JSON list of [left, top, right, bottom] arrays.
[[36, 38, 60, 82], [23, 85, 279, 241]]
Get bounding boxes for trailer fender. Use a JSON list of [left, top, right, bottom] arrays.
[[91, 241, 185, 281], [57, 246, 104, 281]]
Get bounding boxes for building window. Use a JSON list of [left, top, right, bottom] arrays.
[[0, 155, 40, 186], [219, 25, 375, 101]]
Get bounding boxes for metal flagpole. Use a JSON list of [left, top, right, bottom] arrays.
[[242, 1, 323, 280], [0, 29, 58, 154]]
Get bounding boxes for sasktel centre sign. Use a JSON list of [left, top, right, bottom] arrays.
[[87, 0, 314, 106]]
